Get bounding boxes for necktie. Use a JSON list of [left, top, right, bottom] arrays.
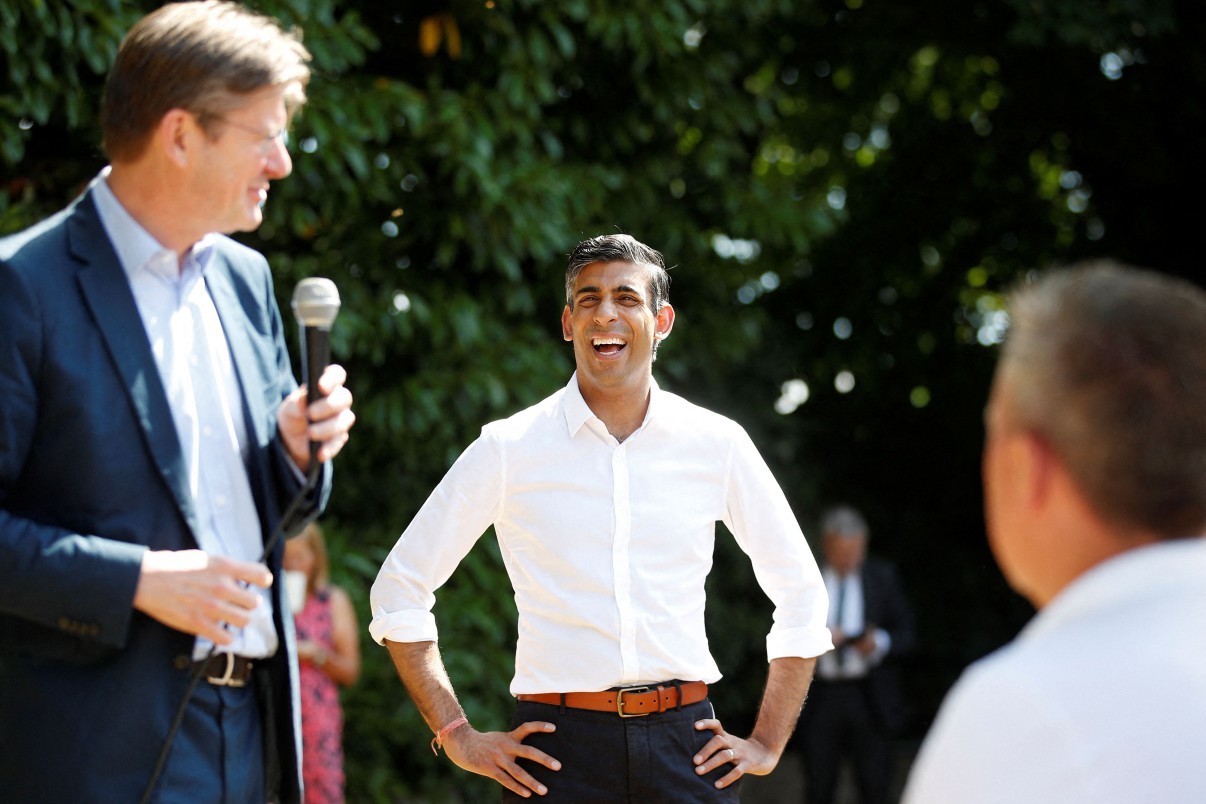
[[834, 575, 848, 628]]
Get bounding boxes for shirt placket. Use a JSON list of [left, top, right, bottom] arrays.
[[184, 279, 239, 558], [177, 269, 266, 656], [612, 440, 640, 683]]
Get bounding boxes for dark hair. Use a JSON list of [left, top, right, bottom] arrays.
[[999, 261, 1206, 537], [101, 0, 310, 162], [565, 234, 671, 313]]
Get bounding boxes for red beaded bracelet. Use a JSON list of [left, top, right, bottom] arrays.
[[430, 715, 469, 756]]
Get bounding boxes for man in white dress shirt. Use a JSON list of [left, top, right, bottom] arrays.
[[370, 233, 832, 801], [902, 262, 1206, 803]]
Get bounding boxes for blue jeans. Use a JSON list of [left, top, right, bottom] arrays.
[[504, 698, 742, 803]]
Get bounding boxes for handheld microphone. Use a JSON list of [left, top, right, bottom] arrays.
[[140, 278, 342, 804], [291, 277, 341, 471]]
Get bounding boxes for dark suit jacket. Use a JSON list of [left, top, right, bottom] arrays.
[[853, 556, 918, 735], [0, 181, 328, 802]]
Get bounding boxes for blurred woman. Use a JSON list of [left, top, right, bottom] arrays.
[[284, 524, 361, 804]]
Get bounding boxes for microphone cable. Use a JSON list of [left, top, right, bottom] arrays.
[[140, 277, 339, 802], [138, 461, 321, 804]]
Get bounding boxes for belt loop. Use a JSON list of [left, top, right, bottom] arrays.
[[559, 693, 566, 715], [672, 680, 683, 711]]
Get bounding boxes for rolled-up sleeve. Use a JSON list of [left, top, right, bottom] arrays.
[[722, 426, 833, 661], [369, 430, 503, 645]]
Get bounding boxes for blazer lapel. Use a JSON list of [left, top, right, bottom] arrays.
[[205, 256, 273, 447], [206, 254, 290, 551], [68, 190, 201, 539]]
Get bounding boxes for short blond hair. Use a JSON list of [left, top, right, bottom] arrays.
[[101, 1, 310, 162]]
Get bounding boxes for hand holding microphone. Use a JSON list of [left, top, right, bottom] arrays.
[[143, 280, 355, 804], [278, 278, 355, 473]]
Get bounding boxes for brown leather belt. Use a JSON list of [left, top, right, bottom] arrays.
[[517, 681, 707, 717], [193, 653, 255, 687]]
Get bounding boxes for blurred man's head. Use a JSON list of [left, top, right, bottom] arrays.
[[101, 0, 310, 163], [984, 262, 1206, 605], [820, 505, 869, 576], [100, 1, 312, 248]]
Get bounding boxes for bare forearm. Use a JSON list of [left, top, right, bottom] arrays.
[[323, 588, 361, 687], [748, 656, 816, 758], [383, 639, 560, 796], [314, 647, 359, 687], [691, 655, 817, 785], [384, 639, 465, 731]]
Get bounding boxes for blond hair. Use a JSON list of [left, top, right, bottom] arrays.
[[101, 1, 310, 161]]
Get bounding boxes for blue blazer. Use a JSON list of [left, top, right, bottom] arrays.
[[0, 181, 327, 802], [854, 556, 918, 736]]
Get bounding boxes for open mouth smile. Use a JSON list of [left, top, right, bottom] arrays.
[[591, 336, 626, 356]]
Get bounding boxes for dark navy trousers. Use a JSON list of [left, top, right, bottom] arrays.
[[505, 698, 742, 803], [155, 679, 265, 804]]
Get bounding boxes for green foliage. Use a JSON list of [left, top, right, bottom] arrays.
[[4, 0, 1202, 800], [0, 1, 135, 163]]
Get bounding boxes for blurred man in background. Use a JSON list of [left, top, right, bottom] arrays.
[[903, 262, 1206, 802], [799, 504, 916, 804]]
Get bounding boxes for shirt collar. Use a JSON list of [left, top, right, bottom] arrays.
[[92, 167, 216, 284], [560, 371, 662, 438]]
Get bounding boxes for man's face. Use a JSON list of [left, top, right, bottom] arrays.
[[561, 260, 673, 394], [823, 533, 867, 576], [283, 538, 315, 576], [188, 85, 293, 236]]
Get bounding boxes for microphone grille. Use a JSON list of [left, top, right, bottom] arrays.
[[292, 277, 341, 327]]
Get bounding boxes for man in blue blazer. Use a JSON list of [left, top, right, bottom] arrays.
[[0, 3, 355, 802]]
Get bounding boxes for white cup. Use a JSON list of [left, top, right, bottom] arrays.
[[284, 570, 308, 613]]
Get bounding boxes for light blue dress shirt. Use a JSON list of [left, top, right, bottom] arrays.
[[92, 170, 277, 659]]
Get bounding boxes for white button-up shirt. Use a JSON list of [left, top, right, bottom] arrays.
[[370, 374, 831, 694], [93, 172, 276, 659], [902, 537, 1206, 804]]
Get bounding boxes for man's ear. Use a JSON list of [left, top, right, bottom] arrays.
[[1021, 429, 1057, 509], [157, 108, 196, 168], [654, 303, 675, 340], [561, 305, 573, 342]]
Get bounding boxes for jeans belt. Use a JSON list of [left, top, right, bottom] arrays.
[[516, 681, 707, 717], [194, 653, 256, 687]]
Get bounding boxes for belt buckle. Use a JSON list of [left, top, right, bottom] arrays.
[[616, 686, 651, 718], [207, 653, 246, 688]]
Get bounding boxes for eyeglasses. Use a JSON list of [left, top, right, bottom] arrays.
[[209, 115, 289, 153]]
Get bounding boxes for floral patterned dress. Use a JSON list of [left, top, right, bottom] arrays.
[[295, 588, 345, 804]]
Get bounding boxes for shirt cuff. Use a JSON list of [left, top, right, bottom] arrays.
[[368, 609, 439, 646], [872, 627, 892, 660], [766, 626, 835, 661]]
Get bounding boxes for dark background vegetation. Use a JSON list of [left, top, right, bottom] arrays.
[[4, 1, 1202, 799]]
